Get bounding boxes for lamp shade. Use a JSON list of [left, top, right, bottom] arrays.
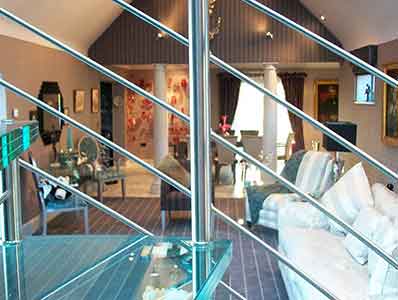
[[323, 121, 357, 152]]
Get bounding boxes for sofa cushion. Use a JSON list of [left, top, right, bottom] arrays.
[[321, 163, 374, 235], [278, 201, 329, 230], [262, 193, 300, 211], [279, 226, 369, 300], [372, 183, 398, 221], [295, 151, 333, 197], [368, 219, 398, 297], [343, 207, 387, 265]]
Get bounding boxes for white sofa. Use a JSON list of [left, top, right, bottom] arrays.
[[277, 179, 398, 300], [246, 151, 335, 229]]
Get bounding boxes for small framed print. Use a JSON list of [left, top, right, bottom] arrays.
[[74, 90, 85, 113], [91, 88, 99, 113]]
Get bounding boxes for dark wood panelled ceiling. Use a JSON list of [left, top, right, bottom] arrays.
[[89, 0, 341, 65]]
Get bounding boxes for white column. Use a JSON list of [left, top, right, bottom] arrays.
[[262, 65, 278, 182], [151, 64, 169, 194]]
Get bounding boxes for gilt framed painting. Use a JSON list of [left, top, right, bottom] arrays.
[[314, 80, 339, 123], [383, 64, 398, 146]]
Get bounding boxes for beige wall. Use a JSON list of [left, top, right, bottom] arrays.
[[340, 39, 398, 184], [0, 35, 102, 222]]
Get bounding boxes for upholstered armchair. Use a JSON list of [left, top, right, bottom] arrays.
[[160, 159, 215, 231], [245, 151, 335, 230]]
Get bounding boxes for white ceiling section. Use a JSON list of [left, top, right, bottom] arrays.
[[300, 0, 398, 50], [0, 1, 397, 53], [0, 0, 122, 54]]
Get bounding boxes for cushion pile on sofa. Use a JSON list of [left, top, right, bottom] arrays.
[[278, 163, 398, 300]]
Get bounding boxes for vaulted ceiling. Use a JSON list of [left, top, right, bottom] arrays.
[[0, 0, 122, 53], [0, 0, 397, 53], [300, 0, 398, 50]]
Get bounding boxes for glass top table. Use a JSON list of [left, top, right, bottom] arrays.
[[0, 235, 232, 300]]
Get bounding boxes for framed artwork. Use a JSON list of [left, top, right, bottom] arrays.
[[74, 90, 85, 113], [91, 88, 99, 113], [314, 80, 339, 123], [382, 64, 398, 146]]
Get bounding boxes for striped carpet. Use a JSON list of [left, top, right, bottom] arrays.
[[45, 197, 289, 300]]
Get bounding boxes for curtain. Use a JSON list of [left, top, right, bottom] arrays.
[[278, 72, 307, 152], [218, 72, 241, 125]]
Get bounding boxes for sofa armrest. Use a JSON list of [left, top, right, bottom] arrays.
[[278, 201, 329, 230]]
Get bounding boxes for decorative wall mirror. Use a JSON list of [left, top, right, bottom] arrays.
[[37, 81, 64, 151]]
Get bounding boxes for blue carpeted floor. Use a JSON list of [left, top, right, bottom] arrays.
[[45, 197, 289, 300]]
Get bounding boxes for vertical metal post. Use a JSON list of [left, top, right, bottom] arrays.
[[2, 243, 27, 300], [188, 0, 212, 296], [3, 160, 23, 243], [188, 0, 212, 245]]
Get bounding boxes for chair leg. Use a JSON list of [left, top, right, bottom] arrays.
[[42, 212, 47, 236], [121, 178, 126, 201], [97, 181, 103, 202], [84, 207, 89, 234], [161, 210, 167, 232]]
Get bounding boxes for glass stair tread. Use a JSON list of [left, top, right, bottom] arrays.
[[0, 120, 39, 170], [0, 235, 232, 300]]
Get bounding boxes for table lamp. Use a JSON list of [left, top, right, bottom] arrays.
[[323, 121, 357, 181]]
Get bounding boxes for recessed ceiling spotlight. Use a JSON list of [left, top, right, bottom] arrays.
[[157, 32, 166, 39], [320, 15, 326, 21], [265, 31, 274, 40]]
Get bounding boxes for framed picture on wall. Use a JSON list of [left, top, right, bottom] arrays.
[[382, 64, 398, 146], [74, 90, 85, 113], [91, 88, 99, 113], [314, 80, 339, 123]]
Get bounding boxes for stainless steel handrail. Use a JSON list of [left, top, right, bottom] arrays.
[[212, 206, 339, 300], [239, 0, 398, 88], [114, 0, 398, 182], [0, 191, 9, 205], [0, 8, 189, 125], [0, 78, 190, 197], [212, 133, 398, 270], [18, 159, 155, 236]]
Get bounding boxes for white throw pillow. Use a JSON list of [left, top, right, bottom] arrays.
[[343, 207, 387, 265], [368, 220, 398, 297], [321, 163, 374, 235], [372, 183, 398, 222]]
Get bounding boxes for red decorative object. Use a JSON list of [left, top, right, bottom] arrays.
[[171, 96, 177, 105], [181, 78, 188, 90], [219, 115, 231, 134]]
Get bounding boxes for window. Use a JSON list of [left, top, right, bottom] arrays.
[[231, 78, 264, 139], [355, 74, 375, 104]]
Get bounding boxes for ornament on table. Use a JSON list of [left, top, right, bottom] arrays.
[[145, 83, 152, 92], [219, 115, 231, 135], [171, 96, 177, 105], [181, 78, 188, 90]]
